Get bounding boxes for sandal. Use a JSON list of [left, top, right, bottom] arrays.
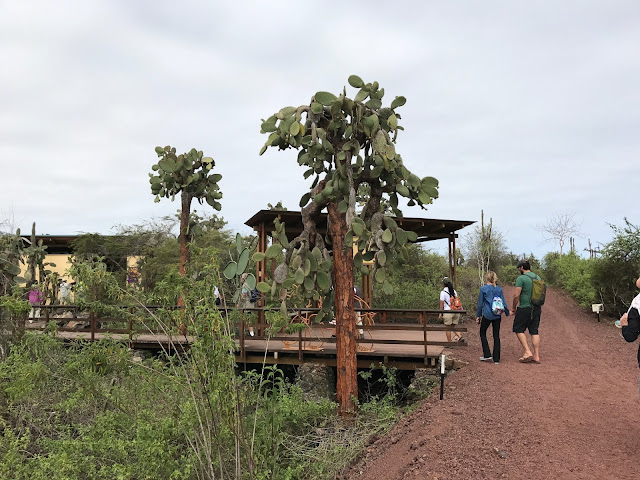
[[518, 356, 534, 363]]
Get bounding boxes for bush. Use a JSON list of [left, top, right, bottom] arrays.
[[0, 272, 406, 479], [591, 219, 640, 315], [543, 252, 596, 307], [373, 245, 447, 310]]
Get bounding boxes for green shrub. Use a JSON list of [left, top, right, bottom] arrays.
[[591, 219, 640, 315], [543, 252, 596, 307]]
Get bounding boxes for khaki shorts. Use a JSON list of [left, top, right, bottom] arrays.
[[443, 313, 460, 326]]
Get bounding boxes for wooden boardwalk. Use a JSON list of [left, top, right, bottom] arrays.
[[25, 317, 467, 370]]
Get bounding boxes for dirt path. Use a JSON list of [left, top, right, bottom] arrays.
[[342, 286, 640, 480]]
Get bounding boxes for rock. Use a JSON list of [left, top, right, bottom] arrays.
[[295, 363, 335, 402], [451, 358, 469, 370], [406, 368, 440, 401]]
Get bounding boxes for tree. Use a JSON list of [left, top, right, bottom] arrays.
[[258, 75, 439, 414], [463, 210, 507, 286], [149, 146, 223, 279], [592, 218, 640, 314], [537, 212, 582, 255], [23, 222, 56, 288], [0, 229, 26, 296]]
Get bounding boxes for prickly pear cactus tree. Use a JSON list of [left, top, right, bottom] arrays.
[[259, 75, 439, 415], [23, 222, 56, 288], [0, 229, 26, 296], [150, 146, 222, 278], [223, 233, 256, 305]]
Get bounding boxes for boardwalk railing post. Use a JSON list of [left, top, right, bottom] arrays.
[[422, 311, 428, 365], [90, 312, 96, 342], [128, 307, 133, 347], [241, 313, 246, 367], [298, 327, 303, 361]]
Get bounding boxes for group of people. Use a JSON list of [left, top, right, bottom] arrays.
[[440, 259, 544, 365], [447, 260, 640, 375]]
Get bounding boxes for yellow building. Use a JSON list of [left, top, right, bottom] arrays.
[[19, 235, 77, 283]]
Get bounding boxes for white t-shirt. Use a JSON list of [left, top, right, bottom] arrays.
[[440, 288, 458, 311], [629, 292, 640, 312]]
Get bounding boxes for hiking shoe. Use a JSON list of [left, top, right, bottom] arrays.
[[480, 356, 493, 362]]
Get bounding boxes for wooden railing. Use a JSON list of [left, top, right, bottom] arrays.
[[26, 305, 468, 365]]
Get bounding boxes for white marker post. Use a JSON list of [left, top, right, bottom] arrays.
[[439, 353, 445, 400]]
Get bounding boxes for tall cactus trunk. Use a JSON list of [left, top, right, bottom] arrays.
[[179, 191, 191, 277], [27, 222, 37, 289], [328, 203, 358, 415], [177, 191, 192, 309]]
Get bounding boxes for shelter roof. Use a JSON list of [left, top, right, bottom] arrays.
[[244, 210, 475, 242], [20, 235, 78, 254]]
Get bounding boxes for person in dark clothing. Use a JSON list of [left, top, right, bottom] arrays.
[[619, 277, 640, 378], [476, 271, 510, 364]]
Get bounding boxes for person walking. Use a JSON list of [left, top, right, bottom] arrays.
[[439, 277, 464, 343], [475, 271, 510, 364], [512, 260, 542, 363], [618, 276, 640, 393]]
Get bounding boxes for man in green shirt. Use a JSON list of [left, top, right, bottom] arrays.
[[512, 260, 542, 363]]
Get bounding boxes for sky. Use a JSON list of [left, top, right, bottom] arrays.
[[1, 1, 639, 259]]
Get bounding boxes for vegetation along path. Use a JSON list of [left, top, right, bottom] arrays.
[[342, 286, 639, 480]]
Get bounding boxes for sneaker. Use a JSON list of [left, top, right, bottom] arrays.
[[615, 320, 622, 328], [480, 356, 493, 362], [249, 331, 255, 337], [493, 362, 500, 364]]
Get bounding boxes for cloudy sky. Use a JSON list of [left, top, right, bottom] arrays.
[[2, 1, 638, 259]]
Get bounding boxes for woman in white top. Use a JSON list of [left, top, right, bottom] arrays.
[[618, 276, 640, 377], [439, 277, 463, 343]]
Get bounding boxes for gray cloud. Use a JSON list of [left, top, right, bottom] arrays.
[[1, 0, 638, 259]]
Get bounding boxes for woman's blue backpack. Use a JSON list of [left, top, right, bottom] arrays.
[[491, 295, 505, 315]]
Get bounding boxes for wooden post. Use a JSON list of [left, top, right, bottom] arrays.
[[298, 328, 303, 361], [90, 312, 96, 342], [240, 314, 246, 368], [422, 312, 428, 365], [452, 234, 457, 288], [448, 234, 454, 283], [128, 313, 133, 346]]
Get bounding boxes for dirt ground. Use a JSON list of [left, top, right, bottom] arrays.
[[341, 286, 640, 480]]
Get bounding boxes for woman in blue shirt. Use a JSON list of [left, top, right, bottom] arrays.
[[476, 271, 510, 364]]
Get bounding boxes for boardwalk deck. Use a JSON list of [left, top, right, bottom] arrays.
[[25, 320, 465, 370]]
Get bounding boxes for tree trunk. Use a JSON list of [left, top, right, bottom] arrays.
[[328, 202, 358, 415], [179, 191, 191, 276], [177, 191, 192, 311]]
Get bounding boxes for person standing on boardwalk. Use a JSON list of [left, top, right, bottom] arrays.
[[512, 260, 542, 363], [439, 277, 464, 343], [238, 273, 255, 336], [476, 271, 510, 364]]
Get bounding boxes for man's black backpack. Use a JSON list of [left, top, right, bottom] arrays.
[[249, 287, 260, 303]]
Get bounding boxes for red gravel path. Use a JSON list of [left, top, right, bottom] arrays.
[[343, 286, 640, 480]]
